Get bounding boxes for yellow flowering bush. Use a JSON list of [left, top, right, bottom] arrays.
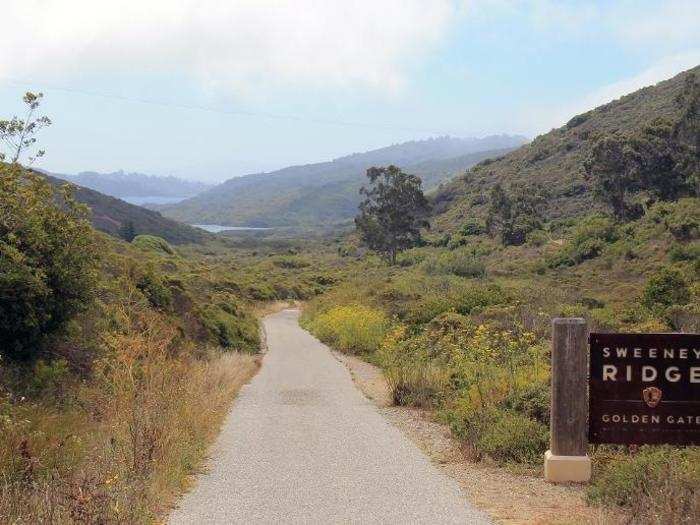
[[306, 305, 391, 355]]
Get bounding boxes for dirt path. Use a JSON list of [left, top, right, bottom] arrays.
[[169, 309, 490, 524], [332, 351, 619, 525]]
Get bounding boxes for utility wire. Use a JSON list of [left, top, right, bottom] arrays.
[[0, 76, 467, 136]]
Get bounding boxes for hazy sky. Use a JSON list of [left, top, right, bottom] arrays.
[[1, 1, 699, 182]]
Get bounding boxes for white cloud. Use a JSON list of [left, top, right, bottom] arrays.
[[609, 0, 700, 47], [1, 1, 455, 94]]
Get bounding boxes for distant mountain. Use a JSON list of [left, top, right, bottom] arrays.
[[57, 170, 211, 200], [44, 174, 208, 244], [160, 135, 527, 228], [430, 65, 700, 232]]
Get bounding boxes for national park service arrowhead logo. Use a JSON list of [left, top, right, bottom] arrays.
[[642, 386, 662, 408]]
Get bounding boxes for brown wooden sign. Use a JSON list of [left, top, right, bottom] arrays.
[[589, 332, 700, 446]]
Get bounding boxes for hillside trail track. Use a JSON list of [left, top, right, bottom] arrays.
[[170, 308, 490, 524]]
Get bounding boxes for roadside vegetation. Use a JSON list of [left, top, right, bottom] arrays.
[[0, 162, 341, 522], [0, 94, 341, 521]]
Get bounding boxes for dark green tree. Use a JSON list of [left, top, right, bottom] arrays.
[[584, 135, 642, 221], [119, 220, 137, 242], [0, 165, 99, 360], [355, 165, 430, 264], [586, 74, 699, 220], [1, 93, 98, 360]]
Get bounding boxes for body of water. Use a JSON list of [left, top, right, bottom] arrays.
[[191, 224, 273, 233], [122, 196, 189, 206]]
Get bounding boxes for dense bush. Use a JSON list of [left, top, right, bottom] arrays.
[[199, 305, 259, 352], [664, 198, 700, 241], [642, 267, 690, 311], [459, 218, 485, 236], [475, 409, 548, 464], [669, 241, 700, 262], [588, 447, 700, 523], [0, 166, 99, 360], [136, 270, 173, 310], [132, 234, 175, 255], [548, 214, 618, 267]]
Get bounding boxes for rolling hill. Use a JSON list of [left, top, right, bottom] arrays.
[[430, 65, 700, 233], [45, 174, 208, 244], [159, 135, 527, 228]]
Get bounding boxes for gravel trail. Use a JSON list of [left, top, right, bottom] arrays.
[[170, 309, 491, 524]]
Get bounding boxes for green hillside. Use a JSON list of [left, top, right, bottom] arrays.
[[45, 174, 208, 244], [431, 65, 700, 233], [160, 136, 525, 228]]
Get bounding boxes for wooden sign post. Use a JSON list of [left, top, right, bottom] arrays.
[[544, 318, 592, 483]]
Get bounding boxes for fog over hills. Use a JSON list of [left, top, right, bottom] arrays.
[[159, 135, 528, 228]]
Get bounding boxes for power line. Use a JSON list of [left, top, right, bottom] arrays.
[[0, 76, 466, 136]]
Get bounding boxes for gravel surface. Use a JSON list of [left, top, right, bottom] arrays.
[[170, 309, 491, 524]]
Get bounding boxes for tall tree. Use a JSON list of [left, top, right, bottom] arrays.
[[0, 92, 52, 165], [355, 165, 430, 264]]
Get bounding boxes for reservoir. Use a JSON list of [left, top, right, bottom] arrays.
[[191, 224, 273, 233]]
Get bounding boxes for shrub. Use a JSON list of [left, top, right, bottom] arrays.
[[526, 229, 548, 247], [131, 235, 174, 255], [588, 447, 700, 523], [306, 305, 390, 354], [29, 359, 70, 399], [385, 361, 451, 408], [548, 215, 618, 267], [476, 409, 548, 464], [0, 166, 99, 360], [502, 378, 550, 425], [421, 250, 486, 278], [664, 198, 700, 241], [199, 305, 259, 352], [136, 271, 173, 310], [642, 267, 690, 311], [271, 255, 311, 269], [669, 241, 700, 262], [453, 284, 507, 315], [460, 219, 485, 236]]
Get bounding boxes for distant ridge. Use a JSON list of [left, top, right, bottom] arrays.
[[160, 135, 527, 228], [51, 170, 211, 200], [44, 174, 208, 244]]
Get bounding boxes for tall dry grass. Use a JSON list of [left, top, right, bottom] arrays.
[[0, 309, 258, 524]]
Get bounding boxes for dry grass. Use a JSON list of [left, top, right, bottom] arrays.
[[0, 310, 258, 524]]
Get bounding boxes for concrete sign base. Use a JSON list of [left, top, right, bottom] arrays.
[[544, 450, 591, 483]]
